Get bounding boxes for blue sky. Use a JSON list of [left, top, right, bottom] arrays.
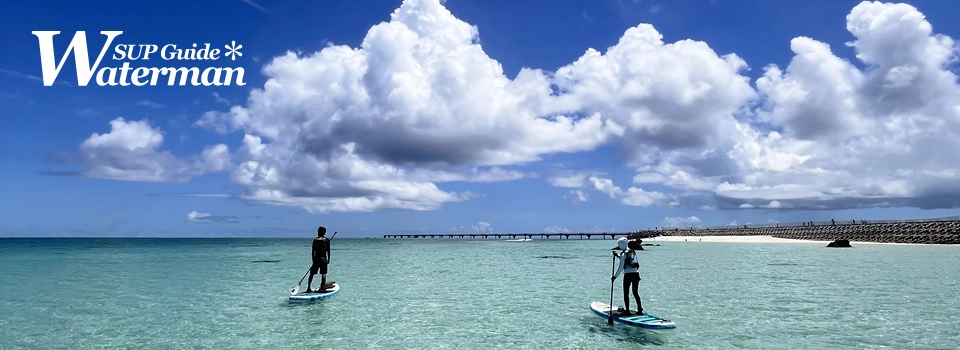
[[2, 0, 960, 237]]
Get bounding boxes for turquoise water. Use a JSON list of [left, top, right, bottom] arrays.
[[1, 238, 958, 349]]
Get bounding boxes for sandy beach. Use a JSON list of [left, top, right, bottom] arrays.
[[647, 235, 830, 244], [644, 235, 937, 245]]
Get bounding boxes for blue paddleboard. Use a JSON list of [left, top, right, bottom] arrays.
[[590, 301, 676, 330], [289, 282, 340, 302]]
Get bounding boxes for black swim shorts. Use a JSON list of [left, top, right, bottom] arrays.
[[623, 272, 640, 284], [310, 258, 328, 275]]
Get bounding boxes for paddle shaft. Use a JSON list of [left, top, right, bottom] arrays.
[[320, 231, 337, 261], [609, 251, 616, 325], [296, 269, 309, 285]]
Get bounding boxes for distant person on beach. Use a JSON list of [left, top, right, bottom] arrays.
[[307, 226, 331, 293], [612, 237, 643, 316]]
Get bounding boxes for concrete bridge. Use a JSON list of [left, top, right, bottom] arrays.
[[380, 217, 960, 244]]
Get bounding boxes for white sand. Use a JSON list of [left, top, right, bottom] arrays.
[[645, 235, 938, 246], [647, 235, 831, 244]]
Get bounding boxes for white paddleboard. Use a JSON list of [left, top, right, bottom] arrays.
[[289, 282, 340, 302], [590, 301, 676, 330]]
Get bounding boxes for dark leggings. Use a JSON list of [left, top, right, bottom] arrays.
[[622, 272, 642, 311]]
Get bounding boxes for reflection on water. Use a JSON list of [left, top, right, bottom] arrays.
[[580, 316, 672, 346]]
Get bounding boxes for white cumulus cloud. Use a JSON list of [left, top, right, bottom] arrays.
[[549, 173, 672, 207], [472, 221, 492, 232], [661, 216, 701, 228], [66, 118, 231, 182], [718, 1, 960, 210], [186, 211, 238, 223], [544, 225, 570, 233], [549, 173, 589, 188], [196, 0, 622, 213], [67, 0, 960, 214], [556, 1, 960, 211]]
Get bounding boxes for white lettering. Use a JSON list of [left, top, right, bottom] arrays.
[[131, 67, 151, 86], [160, 44, 177, 60], [96, 66, 118, 86], [118, 62, 133, 86], [35, 31, 247, 87], [146, 67, 162, 85], [86, 65, 245, 86], [161, 67, 200, 85], [113, 44, 127, 60], [219, 67, 245, 86], [195, 43, 214, 60], [32, 30, 123, 86], [200, 67, 218, 86], [142, 45, 158, 60]]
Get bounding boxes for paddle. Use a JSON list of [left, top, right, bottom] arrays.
[[290, 231, 338, 295], [608, 250, 616, 325], [290, 269, 310, 295]]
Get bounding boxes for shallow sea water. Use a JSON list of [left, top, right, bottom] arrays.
[[1, 238, 958, 349]]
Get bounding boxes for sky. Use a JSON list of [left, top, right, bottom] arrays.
[[2, 0, 960, 238]]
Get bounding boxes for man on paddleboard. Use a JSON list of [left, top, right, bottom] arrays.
[[307, 226, 332, 293], [612, 237, 643, 316]]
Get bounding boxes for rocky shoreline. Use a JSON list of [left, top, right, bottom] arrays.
[[630, 220, 960, 244]]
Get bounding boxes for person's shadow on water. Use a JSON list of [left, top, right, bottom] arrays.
[[580, 316, 671, 346]]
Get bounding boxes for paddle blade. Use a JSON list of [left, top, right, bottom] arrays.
[[291, 284, 301, 295]]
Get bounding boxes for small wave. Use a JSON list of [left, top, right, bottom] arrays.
[[252, 260, 281, 263]]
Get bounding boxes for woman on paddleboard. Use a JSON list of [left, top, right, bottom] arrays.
[[611, 237, 643, 316]]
